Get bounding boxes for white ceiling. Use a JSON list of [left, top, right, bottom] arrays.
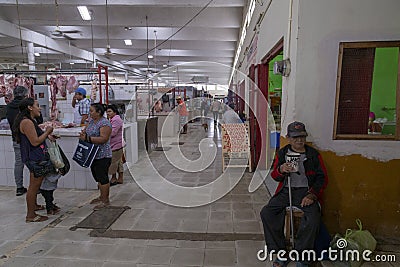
[[0, 0, 247, 85]]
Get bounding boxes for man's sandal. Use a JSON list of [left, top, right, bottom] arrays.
[[26, 215, 48, 223]]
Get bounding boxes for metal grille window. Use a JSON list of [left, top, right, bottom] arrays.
[[334, 41, 400, 140]]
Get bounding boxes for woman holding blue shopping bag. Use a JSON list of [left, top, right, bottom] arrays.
[[79, 103, 112, 209]]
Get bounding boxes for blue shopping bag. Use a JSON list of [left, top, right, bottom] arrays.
[[72, 139, 99, 168]]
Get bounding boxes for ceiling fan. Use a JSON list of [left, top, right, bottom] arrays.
[[51, 1, 80, 40], [51, 27, 80, 40], [103, 0, 117, 58], [104, 45, 117, 58]]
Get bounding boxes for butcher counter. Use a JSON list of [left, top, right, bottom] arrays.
[[0, 122, 138, 190]]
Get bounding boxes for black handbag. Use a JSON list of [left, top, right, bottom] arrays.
[[25, 153, 56, 178], [58, 145, 70, 176]]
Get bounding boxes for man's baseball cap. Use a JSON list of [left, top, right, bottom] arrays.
[[75, 87, 86, 96], [287, 121, 308, 137], [13, 86, 28, 98], [176, 95, 182, 100]]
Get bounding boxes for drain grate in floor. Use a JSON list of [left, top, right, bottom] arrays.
[[153, 146, 171, 151], [71, 206, 130, 231], [90, 230, 264, 241], [170, 142, 184, 145]]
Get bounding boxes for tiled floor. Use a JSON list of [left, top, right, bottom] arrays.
[[0, 120, 398, 267]]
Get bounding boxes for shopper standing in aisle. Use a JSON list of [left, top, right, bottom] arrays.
[[6, 86, 29, 196], [176, 96, 188, 134], [13, 97, 55, 222], [107, 104, 125, 186], [211, 99, 220, 124], [80, 103, 112, 209]]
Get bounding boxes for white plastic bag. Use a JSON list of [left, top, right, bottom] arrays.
[[47, 140, 65, 169]]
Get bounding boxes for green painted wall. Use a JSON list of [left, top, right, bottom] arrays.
[[268, 54, 283, 93], [370, 47, 398, 124]]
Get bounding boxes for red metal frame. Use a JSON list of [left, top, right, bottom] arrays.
[[97, 64, 109, 104], [257, 63, 269, 169], [238, 80, 245, 114], [249, 64, 259, 171]]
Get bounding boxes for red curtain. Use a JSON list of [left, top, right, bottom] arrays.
[[337, 48, 375, 134]]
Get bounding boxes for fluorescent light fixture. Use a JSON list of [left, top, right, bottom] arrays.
[[147, 54, 154, 59], [34, 52, 40, 57], [77, 6, 91, 21], [124, 39, 132, 46], [70, 62, 75, 65]]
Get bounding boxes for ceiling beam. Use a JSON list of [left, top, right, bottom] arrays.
[[0, 0, 245, 7], [0, 19, 146, 77]]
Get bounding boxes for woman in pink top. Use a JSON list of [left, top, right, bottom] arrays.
[[106, 105, 124, 186]]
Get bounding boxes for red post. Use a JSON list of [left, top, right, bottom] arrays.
[[98, 65, 102, 104], [97, 64, 109, 104]]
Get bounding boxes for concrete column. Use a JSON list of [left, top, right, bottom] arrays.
[[27, 42, 35, 71], [125, 71, 128, 83]]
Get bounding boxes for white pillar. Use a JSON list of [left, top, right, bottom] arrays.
[[27, 42, 35, 71]]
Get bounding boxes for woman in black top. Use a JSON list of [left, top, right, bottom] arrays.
[[13, 98, 54, 223]]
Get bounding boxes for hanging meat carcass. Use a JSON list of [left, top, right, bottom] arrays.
[[0, 76, 4, 90], [49, 77, 59, 120], [66, 76, 79, 94], [0, 75, 13, 103], [0, 75, 6, 98], [14, 76, 24, 88], [55, 75, 67, 97], [24, 77, 34, 97], [0, 75, 34, 104], [90, 79, 98, 102]]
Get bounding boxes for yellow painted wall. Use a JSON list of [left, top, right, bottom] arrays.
[[279, 137, 400, 241], [320, 151, 400, 242]]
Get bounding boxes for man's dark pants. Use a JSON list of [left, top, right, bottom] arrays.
[[260, 187, 320, 254]]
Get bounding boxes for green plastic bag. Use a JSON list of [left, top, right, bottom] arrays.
[[330, 233, 363, 267], [329, 219, 377, 267], [346, 219, 377, 252]]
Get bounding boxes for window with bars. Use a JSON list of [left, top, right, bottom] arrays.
[[334, 41, 400, 140]]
